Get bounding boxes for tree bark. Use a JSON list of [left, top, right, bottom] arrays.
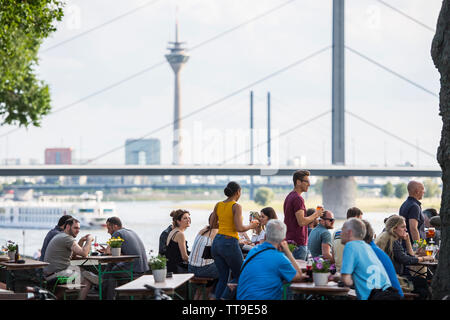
[[431, 0, 450, 300]]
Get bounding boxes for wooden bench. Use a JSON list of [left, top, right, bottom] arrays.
[[188, 277, 215, 300], [57, 284, 86, 300]]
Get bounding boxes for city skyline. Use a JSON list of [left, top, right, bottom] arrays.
[[0, 0, 442, 168]]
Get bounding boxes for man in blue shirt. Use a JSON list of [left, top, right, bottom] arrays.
[[39, 214, 73, 261], [341, 218, 392, 300], [361, 220, 404, 297], [237, 220, 306, 300]]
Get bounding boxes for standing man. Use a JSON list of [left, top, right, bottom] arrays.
[[399, 181, 426, 244], [340, 218, 392, 300], [284, 170, 322, 260], [39, 214, 73, 261], [307, 210, 335, 261], [81, 217, 149, 300]]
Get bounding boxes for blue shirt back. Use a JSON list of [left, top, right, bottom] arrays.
[[369, 241, 404, 297], [341, 240, 391, 300], [237, 242, 297, 300]]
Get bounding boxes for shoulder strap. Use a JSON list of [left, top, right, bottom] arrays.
[[240, 247, 276, 273]]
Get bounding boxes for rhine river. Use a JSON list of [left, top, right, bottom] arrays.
[[0, 200, 397, 258]]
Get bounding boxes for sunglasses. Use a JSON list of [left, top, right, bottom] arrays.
[[322, 218, 335, 222]]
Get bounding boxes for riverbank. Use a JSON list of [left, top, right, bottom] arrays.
[[162, 196, 442, 214]]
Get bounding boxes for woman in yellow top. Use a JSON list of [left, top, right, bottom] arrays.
[[211, 181, 259, 300]]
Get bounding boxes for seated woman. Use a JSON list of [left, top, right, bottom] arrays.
[[188, 213, 219, 299], [252, 207, 278, 245], [166, 209, 191, 274]]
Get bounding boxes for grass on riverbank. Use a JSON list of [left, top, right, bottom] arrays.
[[172, 196, 442, 213]]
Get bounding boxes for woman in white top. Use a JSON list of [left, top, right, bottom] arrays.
[[252, 207, 278, 245], [188, 213, 219, 299]]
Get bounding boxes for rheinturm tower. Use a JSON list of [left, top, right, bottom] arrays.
[[166, 20, 189, 169]]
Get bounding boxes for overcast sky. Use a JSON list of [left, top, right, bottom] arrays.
[[0, 0, 443, 167]]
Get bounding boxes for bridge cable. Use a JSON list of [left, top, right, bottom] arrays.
[[85, 46, 331, 164], [0, 0, 299, 139], [221, 109, 331, 165], [41, 0, 162, 53], [346, 110, 436, 159], [346, 46, 439, 98], [375, 0, 436, 33]]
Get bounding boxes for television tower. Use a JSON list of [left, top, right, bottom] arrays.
[[165, 19, 189, 167]]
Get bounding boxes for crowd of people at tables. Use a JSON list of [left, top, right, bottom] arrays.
[[158, 170, 441, 300], [1, 169, 441, 300]]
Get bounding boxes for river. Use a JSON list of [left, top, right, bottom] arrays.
[[0, 200, 397, 258]]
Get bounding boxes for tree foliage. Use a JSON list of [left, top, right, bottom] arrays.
[[424, 179, 441, 198], [381, 181, 394, 197], [0, 0, 64, 127], [394, 183, 407, 199], [254, 187, 274, 206]]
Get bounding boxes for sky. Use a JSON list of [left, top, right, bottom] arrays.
[[0, 0, 443, 168]]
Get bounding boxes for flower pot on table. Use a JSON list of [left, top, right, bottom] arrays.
[[152, 268, 167, 282], [8, 251, 16, 261], [313, 272, 329, 286], [111, 247, 121, 256]]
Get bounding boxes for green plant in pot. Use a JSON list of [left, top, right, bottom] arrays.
[[149, 255, 168, 282]]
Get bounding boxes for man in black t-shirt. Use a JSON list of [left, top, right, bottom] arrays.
[[399, 181, 426, 244]]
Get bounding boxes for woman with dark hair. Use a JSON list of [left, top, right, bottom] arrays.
[[252, 207, 278, 245], [211, 181, 259, 300], [188, 213, 219, 299], [166, 209, 191, 273]]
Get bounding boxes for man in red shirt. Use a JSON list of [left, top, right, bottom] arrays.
[[283, 170, 322, 260]]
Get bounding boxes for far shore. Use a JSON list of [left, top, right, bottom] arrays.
[[157, 196, 442, 214]]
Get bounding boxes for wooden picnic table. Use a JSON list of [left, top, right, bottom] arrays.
[[286, 281, 350, 299], [71, 254, 140, 300], [0, 258, 49, 290], [0, 255, 10, 262], [407, 259, 438, 279], [115, 273, 194, 299]]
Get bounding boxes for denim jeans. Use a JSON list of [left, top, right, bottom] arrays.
[[188, 263, 219, 279], [211, 234, 243, 299], [292, 245, 308, 260]]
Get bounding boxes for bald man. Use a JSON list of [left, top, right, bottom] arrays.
[[399, 181, 426, 244]]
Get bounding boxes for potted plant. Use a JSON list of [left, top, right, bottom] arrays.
[[311, 257, 335, 286], [6, 241, 17, 261], [286, 240, 298, 253], [149, 255, 167, 282], [106, 237, 124, 256]]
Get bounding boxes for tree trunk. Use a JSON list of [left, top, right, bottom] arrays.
[[431, 0, 450, 300]]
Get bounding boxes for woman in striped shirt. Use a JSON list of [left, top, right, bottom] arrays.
[[188, 213, 219, 299]]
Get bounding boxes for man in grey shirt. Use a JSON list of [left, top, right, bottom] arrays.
[[43, 218, 93, 299], [307, 210, 335, 262], [80, 216, 148, 300]]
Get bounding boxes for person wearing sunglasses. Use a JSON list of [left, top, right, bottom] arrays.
[[307, 210, 335, 262]]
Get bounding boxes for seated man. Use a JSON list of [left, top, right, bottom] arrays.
[[340, 218, 392, 300], [39, 214, 73, 261], [237, 220, 306, 300], [43, 218, 93, 299], [307, 210, 335, 262], [80, 217, 149, 300]]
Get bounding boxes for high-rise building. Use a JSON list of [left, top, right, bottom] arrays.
[[125, 139, 160, 165], [45, 148, 72, 165]]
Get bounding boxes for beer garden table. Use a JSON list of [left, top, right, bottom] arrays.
[[284, 281, 350, 300], [71, 254, 139, 300], [0, 258, 48, 291], [406, 260, 438, 280], [115, 273, 194, 300]]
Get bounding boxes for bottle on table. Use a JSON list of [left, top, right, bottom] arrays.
[[306, 258, 313, 282], [15, 245, 19, 262]]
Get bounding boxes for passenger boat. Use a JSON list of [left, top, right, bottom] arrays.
[[0, 191, 116, 229]]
